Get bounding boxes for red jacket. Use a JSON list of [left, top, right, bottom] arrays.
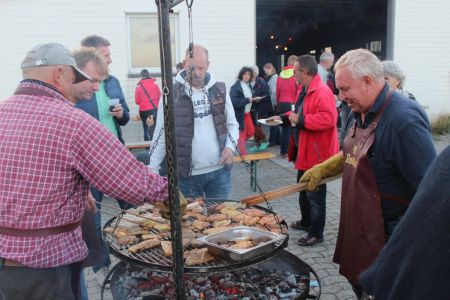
[[288, 74, 339, 170], [276, 65, 298, 106], [134, 78, 161, 111]]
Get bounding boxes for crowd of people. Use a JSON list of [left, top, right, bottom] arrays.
[[0, 35, 446, 300]]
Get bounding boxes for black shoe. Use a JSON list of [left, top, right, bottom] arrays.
[[290, 220, 309, 231], [297, 235, 324, 246]]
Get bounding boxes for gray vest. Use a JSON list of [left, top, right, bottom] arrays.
[[173, 81, 230, 177]]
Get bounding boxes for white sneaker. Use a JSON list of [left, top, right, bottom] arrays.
[[94, 267, 110, 289]]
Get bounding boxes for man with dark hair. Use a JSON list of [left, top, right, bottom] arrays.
[[76, 34, 131, 286], [269, 55, 339, 246], [80, 35, 112, 63], [0, 43, 168, 300]]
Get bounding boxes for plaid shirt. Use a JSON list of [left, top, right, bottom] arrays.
[[0, 81, 168, 268]]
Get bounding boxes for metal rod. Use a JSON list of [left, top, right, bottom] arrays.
[[100, 210, 143, 226], [155, 0, 185, 298], [170, 0, 184, 8]]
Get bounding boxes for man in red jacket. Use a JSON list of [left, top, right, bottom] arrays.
[[271, 55, 339, 246]]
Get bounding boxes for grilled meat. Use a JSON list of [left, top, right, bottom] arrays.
[[184, 248, 215, 266], [128, 239, 161, 253]]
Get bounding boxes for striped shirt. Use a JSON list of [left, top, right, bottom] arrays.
[[0, 81, 168, 268]]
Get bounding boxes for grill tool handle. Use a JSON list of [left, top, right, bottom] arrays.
[[240, 174, 342, 206]]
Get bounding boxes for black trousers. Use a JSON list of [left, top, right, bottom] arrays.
[[0, 261, 82, 300], [139, 109, 157, 141]]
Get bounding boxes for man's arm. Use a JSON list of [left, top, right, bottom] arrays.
[[148, 102, 167, 173], [393, 118, 436, 189], [71, 114, 167, 205], [224, 93, 239, 151]]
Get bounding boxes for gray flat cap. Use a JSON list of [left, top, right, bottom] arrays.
[[21, 42, 92, 83]]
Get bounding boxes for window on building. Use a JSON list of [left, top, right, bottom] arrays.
[[367, 40, 382, 53], [127, 13, 179, 73]]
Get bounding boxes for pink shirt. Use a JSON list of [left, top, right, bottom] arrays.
[[0, 81, 168, 267]]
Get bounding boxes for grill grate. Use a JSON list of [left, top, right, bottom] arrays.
[[103, 199, 289, 273]]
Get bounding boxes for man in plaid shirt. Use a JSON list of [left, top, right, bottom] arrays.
[[0, 43, 168, 300]]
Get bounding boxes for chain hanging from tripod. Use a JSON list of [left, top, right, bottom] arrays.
[[151, 0, 283, 232], [202, 88, 284, 232]]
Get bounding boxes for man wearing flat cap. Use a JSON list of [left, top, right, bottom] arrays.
[[0, 43, 169, 300]]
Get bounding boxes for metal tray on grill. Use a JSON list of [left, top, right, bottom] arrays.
[[196, 226, 286, 261]]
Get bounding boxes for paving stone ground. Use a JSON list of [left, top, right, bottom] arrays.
[[86, 134, 450, 300]]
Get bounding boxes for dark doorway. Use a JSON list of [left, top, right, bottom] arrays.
[[256, 0, 388, 72]]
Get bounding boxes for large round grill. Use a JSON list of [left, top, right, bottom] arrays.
[[103, 199, 289, 274]]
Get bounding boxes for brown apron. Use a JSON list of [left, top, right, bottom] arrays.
[[333, 92, 392, 285]]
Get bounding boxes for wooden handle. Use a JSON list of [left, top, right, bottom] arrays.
[[240, 174, 342, 206]]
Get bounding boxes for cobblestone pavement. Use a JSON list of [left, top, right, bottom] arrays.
[[86, 134, 450, 300]]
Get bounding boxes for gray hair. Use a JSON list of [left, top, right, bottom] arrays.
[[251, 65, 259, 75], [320, 51, 334, 62], [382, 60, 406, 89], [80, 35, 111, 48], [334, 48, 384, 81]]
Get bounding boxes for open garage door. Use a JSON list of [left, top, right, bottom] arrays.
[[256, 0, 388, 70]]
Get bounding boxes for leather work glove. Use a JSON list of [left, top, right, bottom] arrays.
[[156, 190, 187, 218], [300, 152, 344, 191]]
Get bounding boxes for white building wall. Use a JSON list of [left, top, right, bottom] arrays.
[[394, 0, 450, 119], [0, 0, 256, 143]]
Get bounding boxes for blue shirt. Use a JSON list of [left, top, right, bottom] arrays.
[[351, 84, 436, 220]]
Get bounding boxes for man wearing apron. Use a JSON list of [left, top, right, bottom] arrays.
[[299, 49, 436, 298]]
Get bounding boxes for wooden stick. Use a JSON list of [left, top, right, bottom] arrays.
[[240, 174, 342, 206]]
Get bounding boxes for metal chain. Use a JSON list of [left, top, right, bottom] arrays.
[[156, 0, 177, 187], [186, 0, 194, 49], [147, 86, 284, 231], [202, 88, 285, 232]]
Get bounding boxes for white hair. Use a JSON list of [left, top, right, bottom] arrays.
[[334, 49, 384, 81], [320, 51, 334, 62], [382, 60, 406, 89]]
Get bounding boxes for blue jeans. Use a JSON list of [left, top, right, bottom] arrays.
[[280, 126, 291, 155], [297, 170, 327, 238], [91, 187, 112, 273], [79, 270, 89, 300], [178, 167, 231, 200]]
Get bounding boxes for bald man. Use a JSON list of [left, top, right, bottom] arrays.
[[150, 45, 239, 200]]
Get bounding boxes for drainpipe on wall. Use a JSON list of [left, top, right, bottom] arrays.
[[386, 0, 396, 59]]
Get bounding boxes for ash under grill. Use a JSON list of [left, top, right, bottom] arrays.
[[108, 250, 320, 300], [103, 199, 289, 273]]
